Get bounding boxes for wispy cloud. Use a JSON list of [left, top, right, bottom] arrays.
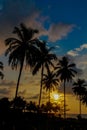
[[0, 88, 10, 98], [67, 50, 79, 57], [0, 79, 16, 87], [48, 23, 75, 42], [0, 79, 16, 97], [76, 44, 87, 51], [67, 43, 87, 57]]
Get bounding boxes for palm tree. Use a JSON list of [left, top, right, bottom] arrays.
[[32, 41, 57, 107], [0, 61, 4, 79], [72, 79, 87, 117], [5, 23, 39, 99], [55, 56, 77, 118], [81, 90, 87, 106], [42, 70, 59, 103]]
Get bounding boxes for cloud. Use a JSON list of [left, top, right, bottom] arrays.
[[67, 50, 79, 57], [0, 88, 10, 95], [74, 55, 87, 70], [25, 12, 48, 38], [67, 45, 87, 80], [67, 43, 87, 57], [0, 80, 16, 98], [27, 21, 75, 43], [67, 54, 87, 82], [76, 44, 87, 51], [0, 0, 76, 55], [0, 88, 10, 98], [0, 79, 25, 98], [28, 94, 39, 100], [48, 23, 75, 42], [0, 0, 39, 55], [0, 79, 16, 87]]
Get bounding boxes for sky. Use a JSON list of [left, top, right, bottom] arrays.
[[0, 0, 87, 114]]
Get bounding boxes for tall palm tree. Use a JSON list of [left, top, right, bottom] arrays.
[[42, 70, 59, 103], [72, 79, 87, 117], [81, 90, 87, 106], [32, 41, 57, 107], [0, 61, 4, 79], [5, 23, 39, 99], [55, 56, 77, 118]]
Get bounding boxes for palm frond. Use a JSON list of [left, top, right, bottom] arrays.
[[13, 26, 24, 41], [20, 23, 39, 41], [5, 38, 21, 46], [0, 62, 3, 70], [0, 72, 4, 79], [32, 62, 42, 75]]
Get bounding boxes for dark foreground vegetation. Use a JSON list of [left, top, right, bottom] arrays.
[[1, 111, 87, 130], [0, 97, 86, 130]]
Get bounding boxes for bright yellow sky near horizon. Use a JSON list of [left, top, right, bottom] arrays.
[[0, 64, 87, 115], [50, 91, 87, 114]]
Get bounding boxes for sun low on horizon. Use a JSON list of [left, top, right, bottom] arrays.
[[53, 93, 59, 100], [50, 91, 63, 103]]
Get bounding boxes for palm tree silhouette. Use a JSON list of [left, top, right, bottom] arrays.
[[72, 78, 87, 117], [32, 41, 57, 107], [42, 70, 59, 103], [0, 61, 4, 79], [5, 23, 39, 99], [81, 90, 87, 106], [55, 56, 77, 118]]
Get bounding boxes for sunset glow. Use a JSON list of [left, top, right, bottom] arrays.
[[0, 0, 87, 116], [50, 92, 61, 103], [53, 93, 59, 100]]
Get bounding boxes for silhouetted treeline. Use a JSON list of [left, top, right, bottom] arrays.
[[0, 97, 87, 130]]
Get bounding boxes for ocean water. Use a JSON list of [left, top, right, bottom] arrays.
[[67, 114, 87, 119]]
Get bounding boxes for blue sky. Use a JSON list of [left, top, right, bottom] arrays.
[[0, 0, 87, 55], [35, 0, 87, 52], [0, 0, 87, 113]]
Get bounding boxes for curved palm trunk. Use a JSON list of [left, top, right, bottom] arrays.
[[39, 65, 44, 107], [15, 57, 24, 99], [64, 80, 66, 119]]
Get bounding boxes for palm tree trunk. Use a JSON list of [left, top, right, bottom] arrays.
[[15, 57, 24, 99], [79, 97, 81, 117], [49, 88, 50, 103], [64, 80, 66, 119], [39, 65, 44, 107]]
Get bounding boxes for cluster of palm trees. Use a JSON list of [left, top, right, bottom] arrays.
[[0, 23, 87, 119], [4, 23, 57, 107]]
